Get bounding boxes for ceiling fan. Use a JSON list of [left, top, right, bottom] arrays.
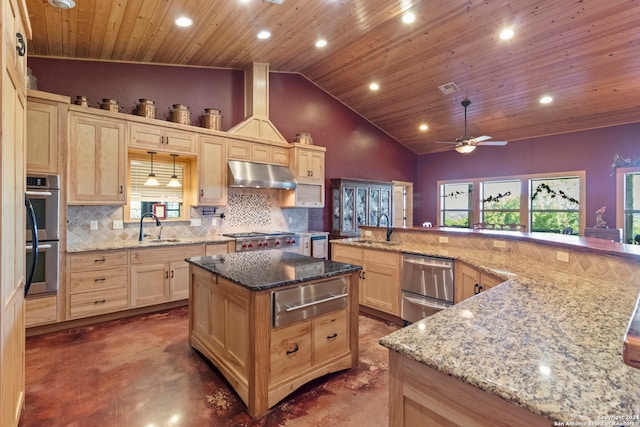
[[436, 98, 508, 154]]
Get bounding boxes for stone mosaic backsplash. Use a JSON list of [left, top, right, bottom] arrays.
[[67, 188, 309, 247]]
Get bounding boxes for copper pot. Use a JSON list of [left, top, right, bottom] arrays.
[[169, 104, 191, 125], [135, 98, 156, 118], [99, 98, 121, 112], [201, 108, 222, 130], [74, 95, 89, 107]]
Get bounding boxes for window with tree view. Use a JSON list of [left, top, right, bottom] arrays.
[[530, 177, 580, 234], [623, 171, 640, 244], [482, 180, 521, 226], [440, 183, 473, 227]]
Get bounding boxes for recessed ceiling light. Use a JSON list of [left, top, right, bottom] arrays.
[[499, 28, 514, 40], [540, 95, 553, 104], [257, 30, 271, 40], [369, 82, 380, 91], [419, 124, 429, 131], [175, 16, 193, 27], [315, 39, 327, 48], [48, 0, 75, 9], [402, 12, 416, 24]]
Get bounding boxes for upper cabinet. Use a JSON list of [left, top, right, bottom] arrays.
[[68, 109, 126, 204], [198, 135, 227, 206], [26, 90, 69, 174], [330, 178, 393, 238], [227, 138, 289, 166], [281, 144, 326, 208], [129, 122, 196, 154]]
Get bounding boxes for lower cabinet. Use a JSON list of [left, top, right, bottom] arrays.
[[68, 250, 129, 319], [455, 261, 503, 303], [130, 245, 205, 307], [270, 310, 348, 385], [25, 295, 58, 327], [332, 244, 400, 316]]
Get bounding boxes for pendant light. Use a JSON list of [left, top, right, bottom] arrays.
[[167, 154, 181, 187], [144, 151, 160, 186]]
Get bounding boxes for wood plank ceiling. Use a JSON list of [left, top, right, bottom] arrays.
[[26, 0, 640, 154]]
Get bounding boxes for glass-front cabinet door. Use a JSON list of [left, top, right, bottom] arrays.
[[331, 178, 393, 237], [368, 188, 380, 225], [341, 186, 356, 235], [356, 188, 368, 228], [380, 187, 391, 226]]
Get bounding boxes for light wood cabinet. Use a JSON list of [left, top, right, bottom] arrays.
[[68, 112, 126, 204], [205, 242, 234, 256], [227, 139, 289, 166], [454, 261, 503, 303], [332, 244, 400, 315], [1, 2, 29, 423], [130, 245, 204, 307], [68, 250, 129, 319], [26, 91, 68, 174], [198, 135, 227, 206], [25, 296, 58, 327], [281, 144, 326, 208], [129, 122, 196, 154]]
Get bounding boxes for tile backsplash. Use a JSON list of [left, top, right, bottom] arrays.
[[67, 188, 309, 246]]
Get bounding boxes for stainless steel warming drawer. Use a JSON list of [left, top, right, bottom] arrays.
[[272, 277, 348, 328]]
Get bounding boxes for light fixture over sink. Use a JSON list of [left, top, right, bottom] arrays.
[[167, 154, 181, 187], [144, 151, 160, 186]]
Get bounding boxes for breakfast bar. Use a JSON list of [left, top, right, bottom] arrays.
[[186, 250, 361, 417]]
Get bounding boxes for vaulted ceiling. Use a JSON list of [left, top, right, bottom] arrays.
[[25, 0, 640, 154]]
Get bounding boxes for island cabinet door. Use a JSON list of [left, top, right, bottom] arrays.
[[313, 310, 348, 362], [270, 321, 312, 384]]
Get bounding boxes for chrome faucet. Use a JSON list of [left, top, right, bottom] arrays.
[[139, 212, 162, 241], [377, 213, 393, 241]]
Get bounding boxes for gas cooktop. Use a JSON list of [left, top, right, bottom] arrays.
[[222, 231, 299, 252], [223, 231, 296, 239]]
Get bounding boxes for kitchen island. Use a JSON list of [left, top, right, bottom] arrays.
[[186, 250, 361, 417], [340, 226, 640, 426]]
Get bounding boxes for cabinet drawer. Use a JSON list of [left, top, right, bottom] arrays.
[[313, 310, 348, 362], [130, 245, 204, 264], [70, 267, 128, 293], [70, 250, 128, 271], [205, 243, 228, 256], [270, 321, 312, 384], [70, 287, 129, 319], [332, 244, 363, 261], [364, 248, 398, 267]]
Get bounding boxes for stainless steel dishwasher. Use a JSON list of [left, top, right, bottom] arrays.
[[401, 253, 454, 323]]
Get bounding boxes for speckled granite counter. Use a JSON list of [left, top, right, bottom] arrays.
[[332, 237, 640, 423], [67, 235, 234, 253], [186, 250, 362, 291]]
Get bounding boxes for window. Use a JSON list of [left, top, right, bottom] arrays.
[[437, 172, 584, 233], [618, 168, 640, 244], [440, 183, 473, 227], [126, 152, 192, 221], [530, 177, 580, 233], [481, 180, 521, 226]]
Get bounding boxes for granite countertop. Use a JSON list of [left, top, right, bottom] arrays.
[[186, 250, 362, 291], [333, 238, 640, 422], [67, 235, 234, 253]]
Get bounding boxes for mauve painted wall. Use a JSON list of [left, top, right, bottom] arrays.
[[415, 123, 640, 228], [27, 59, 417, 232]]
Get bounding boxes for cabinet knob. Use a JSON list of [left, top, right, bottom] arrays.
[[474, 283, 480, 294], [171, 270, 174, 278], [286, 343, 299, 355], [165, 271, 169, 279], [119, 185, 124, 194], [200, 189, 204, 197]]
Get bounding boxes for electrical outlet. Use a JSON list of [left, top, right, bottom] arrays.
[[190, 218, 202, 227], [288, 216, 292, 224], [556, 251, 569, 262], [439, 236, 448, 243], [112, 220, 123, 230], [90, 220, 98, 231], [212, 218, 217, 226], [493, 240, 506, 248]]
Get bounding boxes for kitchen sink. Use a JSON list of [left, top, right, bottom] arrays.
[[356, 239, 401, 246], [148, 238, 182, 243]]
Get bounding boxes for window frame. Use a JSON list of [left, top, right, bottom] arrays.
[[437, 170, 586, 232], [615, 166, 640, 243]]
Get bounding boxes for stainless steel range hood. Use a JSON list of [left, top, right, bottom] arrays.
[[228, 160, 297, 189]]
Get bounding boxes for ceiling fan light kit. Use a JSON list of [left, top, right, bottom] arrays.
[[436, 98, 508, 154]]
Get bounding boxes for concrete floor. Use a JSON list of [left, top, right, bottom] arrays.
[[19, 306, 399, 427]]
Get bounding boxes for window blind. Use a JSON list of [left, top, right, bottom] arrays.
[[130, 159, 184, 202]]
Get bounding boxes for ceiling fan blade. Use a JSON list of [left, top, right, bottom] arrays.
[[469, 135, 492, 143], [433, 141, 459, 145], [477, 140, 508, 146]]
